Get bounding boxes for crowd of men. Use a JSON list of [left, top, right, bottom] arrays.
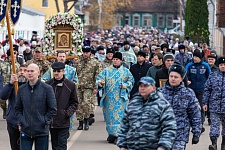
[[0, 26, 224, 150]]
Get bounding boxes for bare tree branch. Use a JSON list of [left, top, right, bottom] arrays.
[[68, 2, 76, 12], [55, 0, 60, 13]]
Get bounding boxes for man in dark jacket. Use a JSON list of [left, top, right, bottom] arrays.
[[15, 63, 57, 150], [207, 54, 219, 72], [186, 49, 211, 132], [46, 62, 78, 150], [130, 51, 151, 98], [206, 54, 218, 126], [0, 64, 27, 150], [117, 77, 177, 150], [155, 54, 174, 87], [203, 57, 225, 150]]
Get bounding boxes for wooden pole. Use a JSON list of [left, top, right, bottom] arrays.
[[5, 8, 18, 94], [180, 5, 183, 32]]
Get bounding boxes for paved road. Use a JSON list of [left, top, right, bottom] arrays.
[[0, 107, 222, 150]]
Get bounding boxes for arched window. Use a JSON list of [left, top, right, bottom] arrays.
[[42, 0, 48, 7]]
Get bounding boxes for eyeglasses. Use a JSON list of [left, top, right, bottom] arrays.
[[53, 69, 63, 73]]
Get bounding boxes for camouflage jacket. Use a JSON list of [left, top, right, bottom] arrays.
[[0, 60, 20, 85], [203, 70, 225, 113], [26, 58, 50, 76], [161, 82, 202, 142], [74, 55, 102, 89], [102, 58, 113, 69], [117, 90, 177, 150]]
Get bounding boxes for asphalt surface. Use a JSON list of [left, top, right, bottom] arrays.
[[0, 107, 222, 150]]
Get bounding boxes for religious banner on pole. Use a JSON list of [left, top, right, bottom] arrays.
[[10, 0, 22, 25], [0, 0, 8, 22]]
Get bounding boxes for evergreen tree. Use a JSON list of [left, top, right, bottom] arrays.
[[185, 0, 210, 44]]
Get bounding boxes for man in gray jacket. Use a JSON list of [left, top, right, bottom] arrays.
[[15, 63, 57, 150], [117, 77, 177, 150]]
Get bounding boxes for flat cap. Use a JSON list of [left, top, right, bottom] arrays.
[[51, 62, 65, 70]]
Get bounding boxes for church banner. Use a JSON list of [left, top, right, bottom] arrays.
[[0, 0, 8, 22], [10, 0, 22, 25]]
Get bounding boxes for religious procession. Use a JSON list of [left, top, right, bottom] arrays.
[[0, 0, 225, 150]]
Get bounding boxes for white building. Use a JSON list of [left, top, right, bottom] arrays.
[[0, 5, 46, 42], [208, 0, 224, 55]]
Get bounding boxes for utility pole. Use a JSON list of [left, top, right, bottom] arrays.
[[180, 4, 182, 31], [98, 0, 102, 29]]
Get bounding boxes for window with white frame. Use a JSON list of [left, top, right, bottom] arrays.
[[133, 14, 140, 27], [143, 14, 152, 27], [125, 15, 130, 25], [166, 14, 173, 28], [158, 14, 164, 28], [42, 0, 48, 7]]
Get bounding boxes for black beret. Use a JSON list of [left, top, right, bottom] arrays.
[[82, 46, 91, 52], [106, 48, 114, 54], [51, 62, 65, 70], [218, 57, 225, 65], [168, 64, 186, 79], [137, 50, 146, 58], [113, 52, 123, 60]]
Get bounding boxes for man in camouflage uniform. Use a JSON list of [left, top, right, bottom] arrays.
[[26, 47, 50, 76], [74, 46, 102, 130], [161, 64, 202, 149], [0, 49, 20, 119]]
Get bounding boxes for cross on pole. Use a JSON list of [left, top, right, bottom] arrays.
[[11, 0, 20, 18], [0, 0, 6, 15]]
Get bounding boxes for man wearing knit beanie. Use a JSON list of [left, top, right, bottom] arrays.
[[193, 49, 203, 60], [186, 49, 211, 133], [155, 54, 174, 87]]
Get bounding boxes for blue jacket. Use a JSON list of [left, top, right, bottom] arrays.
[[117, 90, 177, 150], [161, 82, 202, 142], [203, 70, 225, 113], [174, 53, 192, 67], [15, 79, 57, 137], [0, 83, 19, 128], [186, 61, 211, 93]]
